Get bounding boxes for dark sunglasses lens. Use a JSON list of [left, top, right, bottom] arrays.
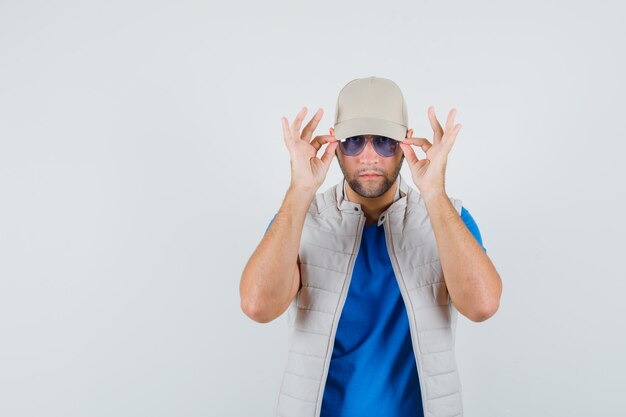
[[373, 136, 398, 157], [339, 136, 365, 156]]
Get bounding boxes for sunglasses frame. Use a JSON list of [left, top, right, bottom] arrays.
[[338, 134, 401, 157]]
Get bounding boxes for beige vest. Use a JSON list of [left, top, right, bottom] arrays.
[[275, 174, 465, 417]]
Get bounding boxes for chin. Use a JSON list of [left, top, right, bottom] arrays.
[[350, 176, 391, 198]]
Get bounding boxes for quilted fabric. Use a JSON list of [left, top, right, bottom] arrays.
[[275, 174, 465, 417]]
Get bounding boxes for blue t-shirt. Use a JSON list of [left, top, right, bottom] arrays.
[[264, 206, 485, 417]]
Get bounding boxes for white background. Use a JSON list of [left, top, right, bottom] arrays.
[[1, 1, 625, 416]]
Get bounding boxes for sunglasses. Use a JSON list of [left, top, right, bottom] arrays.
[[338, 135, 400, 157]]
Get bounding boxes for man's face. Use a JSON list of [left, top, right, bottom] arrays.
[[330, 128, 411, 198]]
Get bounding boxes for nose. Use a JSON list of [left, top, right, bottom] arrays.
[[359, 138, 379, 162]]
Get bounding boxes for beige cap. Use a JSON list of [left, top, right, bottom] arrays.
[[333, 76, 408, 142]]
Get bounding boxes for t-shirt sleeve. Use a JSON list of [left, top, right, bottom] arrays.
[[460, 206, 487, 253], [264, 213, 277, 236]]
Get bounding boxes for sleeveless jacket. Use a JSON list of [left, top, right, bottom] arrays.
[[275, 173, 465, 417]]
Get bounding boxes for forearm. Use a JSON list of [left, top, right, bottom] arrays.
[[422, 192, 502, 322], [239, 186, 314, 317]]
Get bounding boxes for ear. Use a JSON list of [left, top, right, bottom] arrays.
[[330, 127, 335, 136], [406, 128, 413, 138]]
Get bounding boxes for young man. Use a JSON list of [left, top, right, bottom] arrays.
[[240, 76, 502, 417]]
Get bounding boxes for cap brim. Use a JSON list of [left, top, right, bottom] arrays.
[[334, 117, 406, 141]]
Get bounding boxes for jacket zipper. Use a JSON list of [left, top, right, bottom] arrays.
[[383, 218, 429, 416], [314, 211, 366, 417]]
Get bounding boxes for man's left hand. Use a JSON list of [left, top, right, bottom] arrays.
[[399, 106, 462, 199]]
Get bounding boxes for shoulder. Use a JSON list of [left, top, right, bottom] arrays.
[[307, 181, 341, 215]]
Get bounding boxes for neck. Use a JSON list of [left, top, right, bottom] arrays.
[[344, 177, 399, 226]]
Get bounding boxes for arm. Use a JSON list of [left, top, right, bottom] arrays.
[[239, 186, 314, 323], [400, 106, 502, 322], [423, 192, 502, 322], [240, 105, 338, 323]]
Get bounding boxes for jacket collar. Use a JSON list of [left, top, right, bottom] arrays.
[[335, 172, 410, 215]]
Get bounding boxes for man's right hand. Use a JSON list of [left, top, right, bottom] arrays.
[[281, 107, 338, 194]]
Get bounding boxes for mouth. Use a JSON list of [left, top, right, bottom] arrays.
[[360, 173, 382, 179]]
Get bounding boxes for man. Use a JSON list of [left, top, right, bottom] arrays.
[[239, 76, 502, 417]]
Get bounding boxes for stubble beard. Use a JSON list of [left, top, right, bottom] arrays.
[[336, 153, 404, 199]]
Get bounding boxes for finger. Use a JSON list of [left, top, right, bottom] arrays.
[[399, 142, 420, 166], [300, 107, 324, 142], [320, 141, 338, 167], [428, 106, 444, 145], [443, 123, 462, 151], [281, 116, 293, 147], [444, 108, 457, 136], [401, 137, 432, 152], [310, 134, 338, 152], [290, 107, 308, 139]]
